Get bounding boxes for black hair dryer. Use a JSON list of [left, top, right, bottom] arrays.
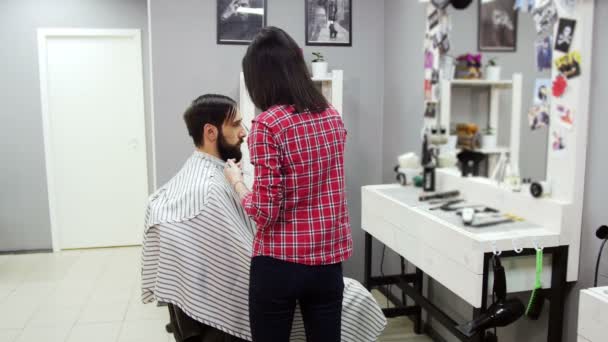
[[456, 255, 525, 338]]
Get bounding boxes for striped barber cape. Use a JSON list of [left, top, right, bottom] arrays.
[[141, 151, 386, 341]]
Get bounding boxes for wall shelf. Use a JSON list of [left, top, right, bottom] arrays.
[[439, 73, 523, 166], [448, 79, 513, 88]]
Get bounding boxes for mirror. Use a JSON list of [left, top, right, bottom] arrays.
[[425, 0, 552, 181]]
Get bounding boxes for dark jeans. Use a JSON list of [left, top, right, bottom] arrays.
[[249, 256, 344, 342]]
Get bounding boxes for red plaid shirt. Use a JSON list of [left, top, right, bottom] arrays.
[[242, 104, 353, 265]]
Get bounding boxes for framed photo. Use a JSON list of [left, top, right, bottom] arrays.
[[478, 0, 518, 52], [305, 0, 352, 47], [217, 0, 267, 45]]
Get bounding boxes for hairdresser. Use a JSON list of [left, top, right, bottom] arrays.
[[223, 26, 352, 342]]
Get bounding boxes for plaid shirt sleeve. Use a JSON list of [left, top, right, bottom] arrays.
[[242, 121, 283, 231]]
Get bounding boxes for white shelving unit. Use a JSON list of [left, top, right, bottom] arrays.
[[311, 70, 344, 115], [238, 70, 344, 187], [448, 79, 513, 87], [239, 70, 344, 122], [439, 74, 523, 168]]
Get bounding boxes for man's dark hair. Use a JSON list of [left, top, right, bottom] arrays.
[[183, 94, 237, 147], [242, 26, 329, 113]]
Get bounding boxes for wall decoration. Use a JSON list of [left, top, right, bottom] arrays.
[[528, 79, 551, 130], [478, 0, 518, 51], [552, 130, 566, 151], [217, 0, 266, 45], [306, 0, 352, 46], [425, 80, 433, 102], [555, 18, 576, 53], [431, 0, 451, 10], [528, 105, 550, 130], [557, 104, 574, 130], [557, 0, 577, 14], [431, 70, 440, 85], [427, 8, 451, 55], [555, 51, 581, 79], [536, 36, 552, 71], [433, 31, 451, 54], [425, 49, 434, 69], [533, 79, 551, 106], [532, 1, 558, 38], [424, 102, 438, 118], [429, 8, 441, 31], [514, 0, 535, 12], [552, 75, 568, 97]]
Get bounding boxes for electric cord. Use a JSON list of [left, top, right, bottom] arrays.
[[594, 238, 608, 287], [380, 245, 390, 308], [492, 256, 497, 339]]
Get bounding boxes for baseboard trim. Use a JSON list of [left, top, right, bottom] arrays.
[[0, 248, 52, 255]]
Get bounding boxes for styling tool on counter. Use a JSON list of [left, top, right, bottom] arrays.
[[456, 255, 525, 337], [525, 247, 545, 320], [421, 125, 447, 192], [455, 207, 500, 215], [429, 199, 465, 211], [434, 201, 487, 212], [456, 208, 515, 228], [461, 207, 476, 225], [419, 190, 460, 202], [422, 133, 437, 192]]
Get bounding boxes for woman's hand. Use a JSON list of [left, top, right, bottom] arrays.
[[224, 159, 251, 200], [224, 159, 244, 185]]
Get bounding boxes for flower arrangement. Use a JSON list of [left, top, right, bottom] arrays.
[[455, 53, 482, 79]]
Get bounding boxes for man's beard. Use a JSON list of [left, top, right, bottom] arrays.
[[218, 131, 243, 162]]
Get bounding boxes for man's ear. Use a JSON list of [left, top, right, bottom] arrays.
[[203, 123, 218, 142]]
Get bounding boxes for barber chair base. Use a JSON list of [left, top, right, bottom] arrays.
[[166, 304, 246, 342]]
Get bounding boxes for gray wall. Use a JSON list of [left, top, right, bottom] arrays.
[[0, 0, 151, 252], [383, 1, 608, 342], [149, 0, 385, 280]]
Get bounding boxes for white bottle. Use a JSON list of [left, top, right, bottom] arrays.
[[504, 159, 522, 192]]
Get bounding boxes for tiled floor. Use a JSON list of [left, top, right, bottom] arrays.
[[0, 247, 432, 342]]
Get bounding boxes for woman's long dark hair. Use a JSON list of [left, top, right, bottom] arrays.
[[242, 26, 329, 113]]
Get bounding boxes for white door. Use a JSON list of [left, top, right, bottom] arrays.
[[38, 29, 149, 251]]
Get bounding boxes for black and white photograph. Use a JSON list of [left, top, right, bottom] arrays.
[[306, 0, 352, 46], [555, 18, 576, 53], [536, 36, 552, 71], [217, 0, 266, 45], [478, 0, 518, 52]]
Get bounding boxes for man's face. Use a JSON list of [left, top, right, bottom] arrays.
[[236, 0, 250, 20], [218, 109, 247, 162]]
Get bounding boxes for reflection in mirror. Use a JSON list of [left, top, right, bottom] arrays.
[[430, 0, 550, 181]]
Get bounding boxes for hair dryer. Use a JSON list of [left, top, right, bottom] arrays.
[[456, 255, 525, 338], [456, 299, 525, 337]]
